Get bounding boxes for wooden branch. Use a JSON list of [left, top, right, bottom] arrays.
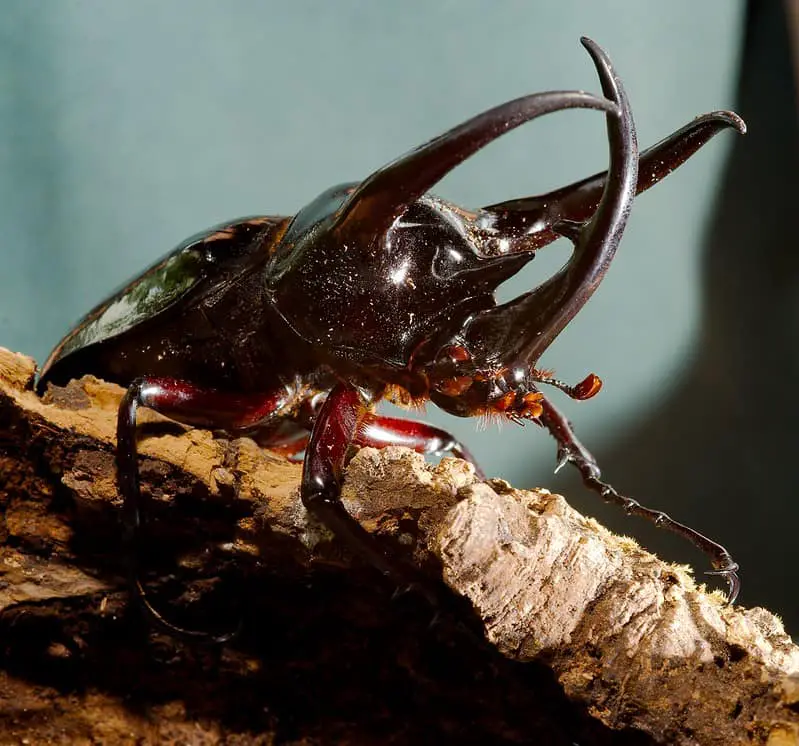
[[1, 345, 797, 745]]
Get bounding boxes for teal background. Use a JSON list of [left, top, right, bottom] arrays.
[[0, 2, 743, 473], [10, 3, 797, 628]]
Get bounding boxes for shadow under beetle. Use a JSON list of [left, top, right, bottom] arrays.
[[39, 38, 746, 638]]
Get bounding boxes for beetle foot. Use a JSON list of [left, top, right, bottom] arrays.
[[539, 398, 741, 604], [582, 476, 742, 604], [705, 560, 741, 605], [134, 578, 243, 644]]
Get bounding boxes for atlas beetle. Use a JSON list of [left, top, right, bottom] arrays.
[[39, 38, 745, 638]]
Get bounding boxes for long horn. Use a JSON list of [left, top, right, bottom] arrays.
[[331, 83, 619, 249], [482, 111, 745, 250], [461, 37, 638, 366]]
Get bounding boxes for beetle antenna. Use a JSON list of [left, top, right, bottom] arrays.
[[534, 371, 603, 401]]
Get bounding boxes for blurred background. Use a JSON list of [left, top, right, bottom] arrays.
[[3, 2, 797, 631]]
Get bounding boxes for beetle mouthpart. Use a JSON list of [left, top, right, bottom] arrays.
[[331, 61, 621, 248], [486, 384, 544, 419]]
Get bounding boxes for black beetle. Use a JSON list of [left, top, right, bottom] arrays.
[[39, 38, 745, 637]]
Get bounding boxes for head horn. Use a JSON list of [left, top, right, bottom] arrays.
[[459, 37, 639, 367]]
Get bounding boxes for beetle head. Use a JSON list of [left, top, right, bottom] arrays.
[[266, 39, 621, 379], [267, 187, 538, 370], [266, 39, 742, 421], [414, 37, 636, 419]]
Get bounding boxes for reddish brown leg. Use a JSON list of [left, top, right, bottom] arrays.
[[117, 376, 301, 640], [257, 423, 310, 460], [302, 383, 445, 607], [301, 383, 400, 576], [354, 414, 486, 479], [537, 397, 740, 603]]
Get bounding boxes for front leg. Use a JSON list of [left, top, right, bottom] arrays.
[[302, 383, 416, 579], [538, 397, 740, 603], [302, 383, 454, 615], [301, 384, 391, 571], [117, 377, 303, 640]]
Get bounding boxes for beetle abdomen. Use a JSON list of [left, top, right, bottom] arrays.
[[39, 216, 289, 392]]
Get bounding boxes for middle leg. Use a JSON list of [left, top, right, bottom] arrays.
[[354, 413, 485, 479]]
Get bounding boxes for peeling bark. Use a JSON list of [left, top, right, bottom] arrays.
[[0, 345, 797, 745]]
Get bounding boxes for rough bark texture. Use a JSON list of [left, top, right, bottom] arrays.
[[0, 345, 797, 745]]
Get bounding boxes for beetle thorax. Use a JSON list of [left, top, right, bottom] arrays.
[[266, 192, 526, 372]]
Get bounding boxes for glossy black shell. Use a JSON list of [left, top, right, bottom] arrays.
[[265, 185, 531, 369], [39, 188, 529, 400], [38, 216, 294, 393]]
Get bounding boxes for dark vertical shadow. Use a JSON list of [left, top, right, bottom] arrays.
[[558, 0, 799, 632]]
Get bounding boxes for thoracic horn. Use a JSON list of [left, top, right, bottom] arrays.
[[482, 110, 745, 252], [331, 56, 619, 249]]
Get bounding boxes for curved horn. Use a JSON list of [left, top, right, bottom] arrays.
[[461, 37, 639, 366], [331, 86, 619, 248], [483, 110, 746, 249]]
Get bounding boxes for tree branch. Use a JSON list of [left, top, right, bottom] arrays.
[[1, 345, 797, 745]]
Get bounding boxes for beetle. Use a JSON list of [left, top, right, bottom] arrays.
[[39, 38, 745, 637]]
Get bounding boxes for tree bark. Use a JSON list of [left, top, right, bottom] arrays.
[[0, 345, 797, 745]]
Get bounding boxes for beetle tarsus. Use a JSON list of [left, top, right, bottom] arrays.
[[584, 473, 740, 604], [539, 397, 740, 603], [133, 578, 242, 644], [705, 561, 741, 605]]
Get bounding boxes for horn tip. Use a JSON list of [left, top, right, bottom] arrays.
[[694, 110, 747, 136], [579, 36, 603, 57], [716, 110, 747, 135]]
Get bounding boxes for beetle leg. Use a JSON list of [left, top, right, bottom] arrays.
[[481, 111, 745, 253], [354, 413, 486, 479], [118, 376, 303, 640], [303, 383, 446, 607], [302, 383, 398, 575], [537, 396, 740, 603], [260, 429, 310, 460], [252, 419, 311, 460]]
